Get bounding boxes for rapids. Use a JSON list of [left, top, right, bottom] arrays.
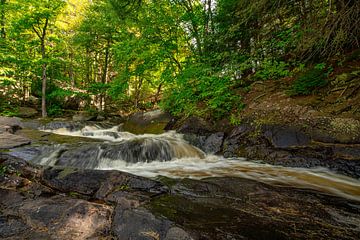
[[32, 124, 360, 202]]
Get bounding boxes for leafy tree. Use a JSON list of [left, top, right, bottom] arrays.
[[14, 0, 65, 117]]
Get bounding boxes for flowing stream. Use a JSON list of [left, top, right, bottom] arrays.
[[31, 124, 360, 202]]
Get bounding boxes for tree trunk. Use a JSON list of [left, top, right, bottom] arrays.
[[0, 0, 6, 39], [40, 18, 49, 118], [41, 62, 47, 117]]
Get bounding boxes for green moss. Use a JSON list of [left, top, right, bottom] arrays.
[[69, 191, 81, 197], [114, 185, 130, 191], [156, 176, 178, 188], [57, 167, 77, 179], [122, 122, 167, 134], [0, 165, 7, 176]]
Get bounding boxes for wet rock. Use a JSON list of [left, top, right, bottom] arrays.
[[112, 206, 171, 240], [124, 110, 172, 134], [41, 121, 85, 131], [176, 117, 214, 135], [96, 114, 106, 121], [222, 122, 360, 177], [263, 125, 311, 148], [0, 216, 30, 239], [0, 153, 42, 179], [42, 167, 168, 197], [203, 132, 224, 154], [165, 227, 193, 240], [0, 116, 23, 133], [16, 107, 38, 118], [151, 177, 360, 240], [0, 133, 31, 149], [183, 134, 207, 151], [72, 111, 97, 122]]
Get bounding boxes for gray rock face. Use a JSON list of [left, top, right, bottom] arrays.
[[42, 167, 168, 197], [0, 116, 23, 133], [203, 132, 225, 154], [222, 122, 360, 178], [1, 154, 360, 240], [0, 133, 31, 149], [263, 125, 311, 148], [0, 155, 188, 240], [129, 110, 172, 125], [112, 207, 171, 240]]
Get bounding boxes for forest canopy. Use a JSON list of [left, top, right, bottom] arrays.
[[1, 0, 359, 119]]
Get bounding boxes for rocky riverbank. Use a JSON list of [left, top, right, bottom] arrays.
[[1, 153, 360, 240], [1, 110, 360, 239]]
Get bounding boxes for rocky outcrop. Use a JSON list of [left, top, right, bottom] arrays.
[[0, 154, 189, 240], [1, 154, 360, 240], [0, 117, 31, 149], [171, 117, 225, 154], [222, 121, 360, 178], [0, 116, 23, 134], [123, 110, 172, 134], [167, 115, 360, 177]]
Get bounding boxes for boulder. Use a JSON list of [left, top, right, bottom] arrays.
[[16, 107, 38, 118], [123, 110, 172, 134], [176, 117, 214, 135], [263, 125, 311, 148], [0, 116, 23, 133], [112, 207, 172, 240], [72, 112, 97, 122], [128, 109, 172, 125], [203, 132, 225, 154], [0, 133, 31, 149]]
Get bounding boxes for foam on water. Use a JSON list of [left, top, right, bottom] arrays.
[[39, 125, 360, 202]]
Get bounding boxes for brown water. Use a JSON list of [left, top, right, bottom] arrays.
[[39, 125, 360, 202]]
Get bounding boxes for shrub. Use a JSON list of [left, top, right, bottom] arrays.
[[288, 66, 329, 96]]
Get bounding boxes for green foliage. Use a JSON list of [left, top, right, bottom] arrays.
[[288, 66, 329, 96], [0, 165, 7, 176], [161, 61, 243, 119], [255, 60, 290, 80]]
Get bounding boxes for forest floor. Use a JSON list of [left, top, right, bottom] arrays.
[[240, 61, 360, 123]]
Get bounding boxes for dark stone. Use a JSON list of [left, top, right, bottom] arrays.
[[263, 125, 311, 148], [183, 134, 207, 151], [41, 121, 85, 131], [42, 168, 110, 195], [0, 133, 31, 149], [112, 206, 171, 240], [203, 132, 225, 154], [0, 216, 29, 238], [151, 177, 360, 240], [177, 117, 214, 135], [42, 167, 168, 197]]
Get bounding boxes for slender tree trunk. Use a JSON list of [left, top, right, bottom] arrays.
[[0, 0, 6, 39], [69, 50, 75, 88], [40, 18, 49, 118]]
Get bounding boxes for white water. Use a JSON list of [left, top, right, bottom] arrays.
[[42, 125, 360, 202]]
